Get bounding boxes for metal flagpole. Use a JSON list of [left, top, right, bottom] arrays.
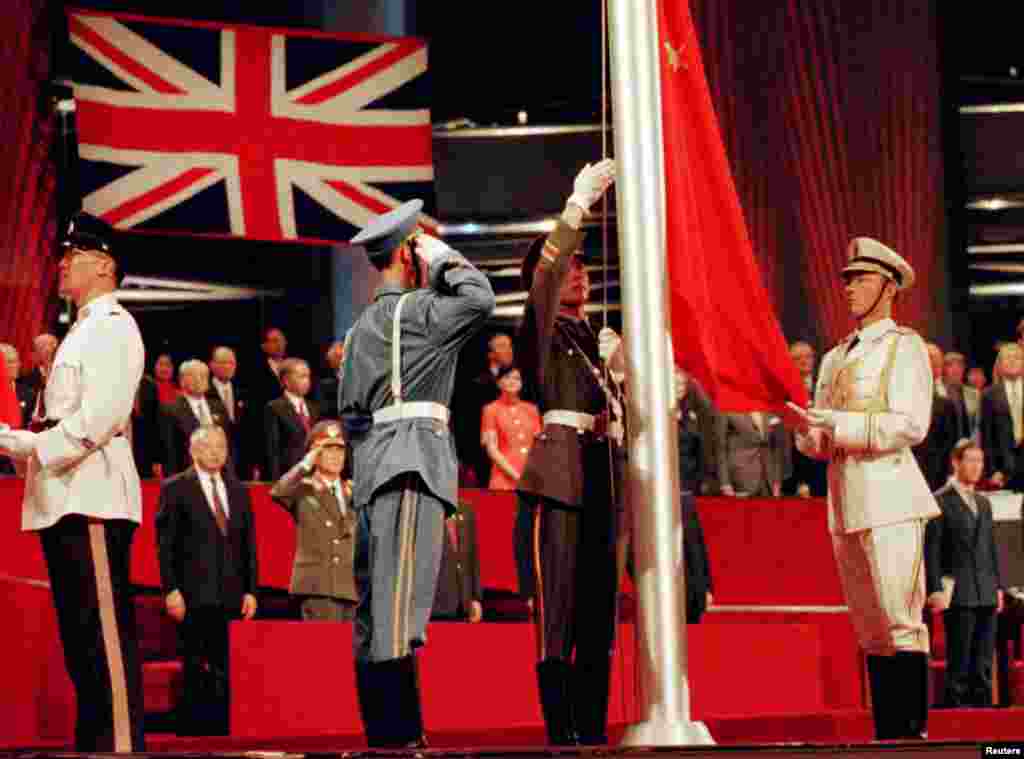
[[608, 0, 713, 746]]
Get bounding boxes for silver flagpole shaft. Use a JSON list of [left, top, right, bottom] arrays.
[[609, 0, 713, 746]]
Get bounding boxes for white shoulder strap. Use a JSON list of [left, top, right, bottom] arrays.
[[391, 292, 413, 405]]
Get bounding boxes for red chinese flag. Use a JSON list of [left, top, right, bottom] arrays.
[[657, 0, 808, 414], [0, 359, 20, 429]]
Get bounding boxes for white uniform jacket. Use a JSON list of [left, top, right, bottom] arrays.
[[23, 293, 145, 531], [795, 318, 940, 534]]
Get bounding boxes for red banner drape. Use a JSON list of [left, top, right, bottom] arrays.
[[691, 0, 948, 348], [0, 0, 58, 368], [658, 0, 809, 414]]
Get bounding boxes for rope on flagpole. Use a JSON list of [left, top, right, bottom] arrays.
[[601, 0, 610, 329]]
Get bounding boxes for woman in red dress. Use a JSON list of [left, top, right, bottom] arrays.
[[154, 353, 180, 405], [480, 365, 541, 490]]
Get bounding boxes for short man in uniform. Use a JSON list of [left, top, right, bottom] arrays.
[[0, 212, 146, 751], [340, 200, 495, 747], [791, 237, 939, 740], [516, 159, 620, 745]]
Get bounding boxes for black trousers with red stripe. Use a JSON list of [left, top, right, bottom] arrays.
[[39, 515, 145, 752]]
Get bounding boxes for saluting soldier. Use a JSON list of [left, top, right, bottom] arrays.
[[270, 420, 359, 621], [790, 237, 940, 741], [0, 212, 146, 751], [515, 159, 620, 746], [340, 200, 495, 747]]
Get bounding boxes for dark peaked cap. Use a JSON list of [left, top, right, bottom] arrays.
[[60, 211, 127, 283], [350, 199, 423, 263]]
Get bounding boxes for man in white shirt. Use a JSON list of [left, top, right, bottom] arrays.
[[208, 346, 244, 470], [156, 425, 257, 735], [791, 237, 940, 740], [981, 342, 1024, 489], [265, 358, 320, 480], [0, 212, 146, 751], [160, 359, 231, 476]]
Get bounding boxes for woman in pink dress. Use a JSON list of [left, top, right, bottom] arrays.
[[481, 365, 541, 490]]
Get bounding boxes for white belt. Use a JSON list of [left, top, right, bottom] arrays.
[[373, 401, 450, 425], [543, 409, 595, 432]]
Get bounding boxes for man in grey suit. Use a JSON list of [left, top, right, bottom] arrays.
[[716, 412, 789, 497], [340, 200, 494, 747]]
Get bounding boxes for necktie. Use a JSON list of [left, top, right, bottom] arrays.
[[1012, 382, 1023, 445], [846, 335, 860, 356], [446, 518, 459, 552], [222, 383, 234, 422], [210, 475, 228, 536], [332, 481, 345, 514], [297, 402, 310, 432], [198, 400, 212, 425]]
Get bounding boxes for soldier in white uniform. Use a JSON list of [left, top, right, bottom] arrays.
[[0, 212, 145, 751], [790, 237, 939, 741]]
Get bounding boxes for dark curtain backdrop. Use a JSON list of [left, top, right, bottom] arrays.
[[0, 0, 58, 363], [692, 0, 949, 350]]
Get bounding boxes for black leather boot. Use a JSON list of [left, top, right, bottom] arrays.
[[536, 658, 578, 745], [573, 655, 612, 745], [866, 654, 897, 740], [357, 656, 425, 747], [894, 651, 929, 740]]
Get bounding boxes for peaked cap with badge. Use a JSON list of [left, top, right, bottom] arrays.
[[841, 237, 915, 291], [60, 211, 127, 284]]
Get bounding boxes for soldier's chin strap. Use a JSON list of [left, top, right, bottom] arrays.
[[859, 278, 894, 328]]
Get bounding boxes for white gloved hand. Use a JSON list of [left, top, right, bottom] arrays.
[[598, 327, 622, 363], [567, 158, 616, 213], [805, 408, 837, 431], [411, 232, 453, 267], [0, 429, 38, 461], [300, 448, 320, 472]]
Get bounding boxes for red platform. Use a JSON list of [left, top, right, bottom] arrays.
[[0, 476, 874, 748]]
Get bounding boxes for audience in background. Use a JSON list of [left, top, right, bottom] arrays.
[[968, 366, 988, 393], [246, 327, 288, 480], [160, 360, 232, 477], [154, 353, 181, 405], [785, 340, 827, 497], [265, 358, 319, 481], [925, 440, 1003, 708], [716, 410, 788, 497], [981, 342, 1024, 490], [23, 333, 58, 394], [156, 425, 257, 735], [432, 500, 483, 623], [208, 347, 245, 474], [314, 340, 345, 421], [454, 331, 515, 486], [0, 343, 33, 427], [943, 352, 980, 441], [480, 365, 540, 490], [133, 365, 162, 478], [913, 343, 960, 491]]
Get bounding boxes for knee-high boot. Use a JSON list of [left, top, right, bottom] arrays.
[[894, 651, 929, 740], [536, 658, 578, 745]]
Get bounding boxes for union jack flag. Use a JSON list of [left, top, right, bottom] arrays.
[[65, 9, 437, 244]]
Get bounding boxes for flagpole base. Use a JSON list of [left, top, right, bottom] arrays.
[[619, 719, 715, 747]]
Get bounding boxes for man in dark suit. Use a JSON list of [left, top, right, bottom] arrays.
[[432, 500, 483, 622], [715, 411, 789, 497], [944, 352, 980, 440], [208, 347, 245, 474], [914, 344, 960, 491], [785, 341, 827, 497], [21, 333, 58, 396], [312, 340, 344, 421], [925, 439, 1004, 707], [159, 360, 231, 476], [675, 368, 714, 623], [244, 327, 287, 479], [0, 343, 34, 474], [132, 372, 161, 478], [981, 342, 1024, 490], [156, 425, 258, 735], [265, 358, 320, 481]]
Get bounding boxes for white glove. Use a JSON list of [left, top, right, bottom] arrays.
[[598, 327, 625, 374], [567, 158, 616, 213], [0, 428, 38, 461], [300, 448, 320, 472], [411, 233, 452, 267], [805, 408, 837, 431]]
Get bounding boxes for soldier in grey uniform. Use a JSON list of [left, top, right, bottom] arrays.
[[516, 159, 620, 745], [0, 212, 146, 751], [340, 200, 495, 747], [270, 420, 359, 621]]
